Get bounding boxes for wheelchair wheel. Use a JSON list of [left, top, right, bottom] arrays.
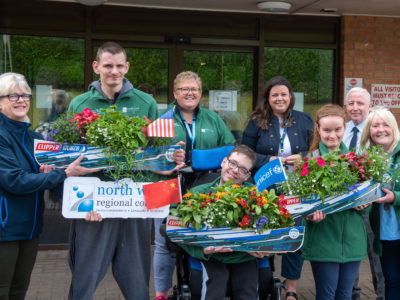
[[271, 276, 283, 300]]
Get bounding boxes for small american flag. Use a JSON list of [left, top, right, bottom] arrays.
[[146, 107, 175, 138]]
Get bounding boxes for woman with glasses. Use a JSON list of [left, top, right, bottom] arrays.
[[153, 71, 235, 300], [242, 76, 314, 300], [0, 72, 98, 299], [361, 106, 400, 300]]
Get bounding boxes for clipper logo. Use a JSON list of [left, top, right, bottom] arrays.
[[282, 196, 301, 206], [168, 219, 182, 227], [35, 142, 62, 152]]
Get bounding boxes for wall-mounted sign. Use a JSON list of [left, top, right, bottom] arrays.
[[209, 90, 237, 111], [293, 92, 304, 112], [371, 84, 400, 108], [344, 78, 363, 103], [36, 85, 52, 109]]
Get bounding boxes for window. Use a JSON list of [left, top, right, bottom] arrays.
[[264, 47, 334, 118]]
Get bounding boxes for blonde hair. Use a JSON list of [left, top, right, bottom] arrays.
[[309, 104, 346, 153], [173, 71, 202, 91], [360, 106, 400, 153], [0, 72, 31, 96]]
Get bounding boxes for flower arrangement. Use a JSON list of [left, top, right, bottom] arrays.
[[170, 181, 294, 233], [45, 106, 172, 180], [284, 146, 391, 202]]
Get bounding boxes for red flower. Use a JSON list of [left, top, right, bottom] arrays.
[[239, 215, 250, 227], [300, 168, 309, 176], [240, 199, 248, 208], [302, 162, 309, 169], [317, 157, 326, 167], [280, 194, 285, 201]]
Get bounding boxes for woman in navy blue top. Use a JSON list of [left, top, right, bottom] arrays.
[[242, 76, 314, 300], [0, 72, 97, 299]]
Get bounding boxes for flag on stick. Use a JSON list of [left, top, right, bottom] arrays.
[[254, 158, 287, 191], [146, 107, 175, 138], [143, 178, 182, 210]]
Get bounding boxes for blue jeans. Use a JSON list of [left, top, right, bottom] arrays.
[[380, 239, 400, 300], [310, 261, 360, 300], [281, 250, 304, 280], [153, 218, 176, 292]]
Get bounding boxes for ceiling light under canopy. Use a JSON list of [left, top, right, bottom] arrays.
[[257, 1, 291, 13], [77, 0, 107, 6]]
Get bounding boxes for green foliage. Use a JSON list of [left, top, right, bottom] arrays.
[[45, 112, 82, 144], [284, 146, 391, 202], [264, 47, 334, 105], [7, 35, 85, 90]]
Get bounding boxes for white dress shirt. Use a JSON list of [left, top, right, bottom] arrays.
[[343, 119, 367, 152]]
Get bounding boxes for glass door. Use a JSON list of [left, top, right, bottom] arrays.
[[183, 49, 254, 142]]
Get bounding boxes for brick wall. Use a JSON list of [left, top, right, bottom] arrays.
[[341, 16, 400, 118]]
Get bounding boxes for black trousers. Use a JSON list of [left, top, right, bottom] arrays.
[[201, 258, 259, 300], [0, 237, 39, 300]]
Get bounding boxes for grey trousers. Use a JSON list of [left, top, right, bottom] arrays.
[[352, 215, 385, 300], [68, 218, 152, 300]]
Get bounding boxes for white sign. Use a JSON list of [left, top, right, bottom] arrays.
[[209, 90, 237, 111], [371, 84, 400, 108], [293, 92, 304, 112], [36, 85, 52, 109], [344, 78, 363, 103], [62, 177, 169, 219]]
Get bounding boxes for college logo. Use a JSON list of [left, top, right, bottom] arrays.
[[35, 142, 61, 152], [69, 186, 94, 212]]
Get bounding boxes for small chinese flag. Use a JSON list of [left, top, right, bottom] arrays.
[[143, 178, 182, 210]]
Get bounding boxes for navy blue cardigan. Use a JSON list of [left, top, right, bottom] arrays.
[[242, 110, 314, 171], [0, 113, 66, 241]]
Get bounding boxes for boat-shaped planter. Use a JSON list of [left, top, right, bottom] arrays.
[[284, 179, 382, 220], [34, 139, 178, 171], [166, 216, 304, 253]]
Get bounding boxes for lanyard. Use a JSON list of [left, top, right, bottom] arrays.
[[279, 112, 292, 153], [180, 112, 196, 149]]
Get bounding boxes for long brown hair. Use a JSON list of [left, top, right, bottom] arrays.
[[308, 104, 346, 153], [250, 76, 295, 130]]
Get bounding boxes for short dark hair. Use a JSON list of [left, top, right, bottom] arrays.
[[228, 145, 256, 169], [96, 41, 127, 62], [251, 76, 295, 130]]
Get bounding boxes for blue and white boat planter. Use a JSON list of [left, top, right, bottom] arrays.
[[34, 139, 178, 171], [166, 216, 304, 253], [284, 180, 382, 220]]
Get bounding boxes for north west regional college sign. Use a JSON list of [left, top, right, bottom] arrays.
[[371, 84, 400, 108]]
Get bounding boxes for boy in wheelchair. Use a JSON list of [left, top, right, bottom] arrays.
[[176, 145, 277, 299]]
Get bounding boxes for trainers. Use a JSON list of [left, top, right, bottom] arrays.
[[154, 296, 168, 300]]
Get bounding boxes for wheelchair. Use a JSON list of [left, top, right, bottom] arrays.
[[162, 145, 284, 300], [160, 222, 283, 300]]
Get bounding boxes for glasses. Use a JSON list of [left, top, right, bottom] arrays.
[[0, 94, 32, 102], [227, 159, 250, 175], [177, 87, 200, 95]]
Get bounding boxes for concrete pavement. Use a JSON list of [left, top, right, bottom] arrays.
[[26, 248, 380, 300]]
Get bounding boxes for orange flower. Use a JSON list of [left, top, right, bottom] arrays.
[[215, 192, 224, 199]]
